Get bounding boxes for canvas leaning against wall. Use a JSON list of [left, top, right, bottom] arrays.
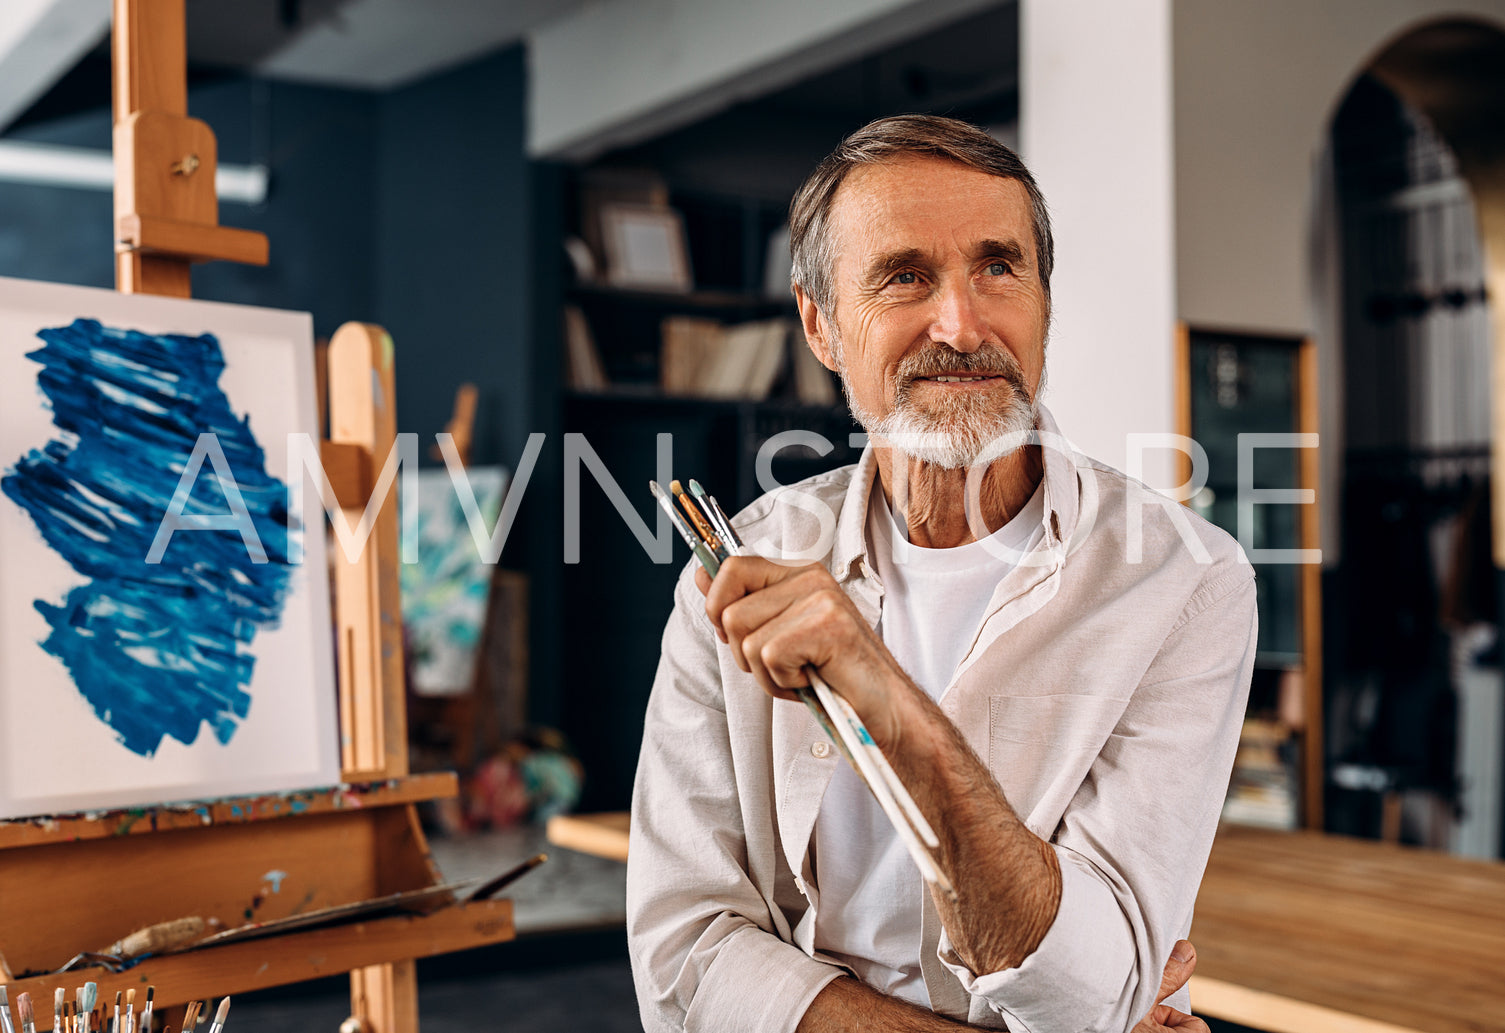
[[0, 276, 341, 820]]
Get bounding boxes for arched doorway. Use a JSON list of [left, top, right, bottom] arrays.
[[1317, 18, 1505, 857]]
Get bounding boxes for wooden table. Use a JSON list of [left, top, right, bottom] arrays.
[[549, 815, 1505, 1032], [1190, 823, 1505, 1033], [546, 811, 630, 862]]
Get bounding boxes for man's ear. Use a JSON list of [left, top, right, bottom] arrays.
[[793, 285, 840, 373]]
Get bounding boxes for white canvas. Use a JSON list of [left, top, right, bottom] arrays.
[[0, 276, 340, 819]]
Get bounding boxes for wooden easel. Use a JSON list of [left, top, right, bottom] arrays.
[[0, 2, 513, 1031]]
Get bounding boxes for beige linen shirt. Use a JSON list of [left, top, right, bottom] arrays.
[[627, 407, 1258, 1033]]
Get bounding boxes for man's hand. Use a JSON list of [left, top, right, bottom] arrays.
[[696, 553, 1060, 977], [696, 555, 911, 748], [1133, 940, 1210, 1033]]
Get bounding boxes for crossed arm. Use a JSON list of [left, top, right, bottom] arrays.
[[801, 944, 1210, 1032]]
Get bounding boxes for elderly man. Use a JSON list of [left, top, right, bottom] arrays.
[[628, 115, 1256, 1033]]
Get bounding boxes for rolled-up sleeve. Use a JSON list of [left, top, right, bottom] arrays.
[[628, 567, 844, 1033], [939, 570, 1257, 1033]]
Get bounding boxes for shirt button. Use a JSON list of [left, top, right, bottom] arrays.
[[811, 741, 831, 758]]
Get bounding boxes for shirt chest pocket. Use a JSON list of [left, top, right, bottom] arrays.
[[986, 693, 1128, 829]]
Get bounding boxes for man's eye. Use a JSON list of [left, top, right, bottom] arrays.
[[891, 271, 919, 285], [986, 261, 1011, 276]]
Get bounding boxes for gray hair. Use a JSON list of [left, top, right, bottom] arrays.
[[788, 114, 1053, 319]]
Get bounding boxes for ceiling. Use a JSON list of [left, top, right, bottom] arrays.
[[8, 0, 1017, 162], [599, 3, 1019, 200], [189, 0, 585, 90]]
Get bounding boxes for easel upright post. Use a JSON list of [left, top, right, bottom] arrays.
[[330, 324, 417, 1033], [112, 0, 268, 297], [330, 324, 411, 780]]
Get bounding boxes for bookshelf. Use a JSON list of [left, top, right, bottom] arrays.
[[544, 172, 857, 810], [1179, 324, 1324, 831]]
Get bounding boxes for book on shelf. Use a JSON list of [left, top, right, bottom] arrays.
[[659, 316, 790, 400], [661, 315, 722, 395], [564, 305, 608, 391], [1221, 718, 1298, 829]]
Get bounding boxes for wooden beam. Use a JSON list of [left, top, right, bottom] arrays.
[[328, 323, 408, 780], [1190, 977, 1424, 1033], [0, 773, 457, 850], [111, 0, 185, 121], [1173, 321, 1192, 495], [118, 213, 270, 266], [1297, 336, 1324, 830], [546, 812, 630, 862], [111, 0, 268, 296], [0, 901, 513, 1011], [321, 440, 375, 510]]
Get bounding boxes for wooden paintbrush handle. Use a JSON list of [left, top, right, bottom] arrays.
[[105, 916, 208, 958]]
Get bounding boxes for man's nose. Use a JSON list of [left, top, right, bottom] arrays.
[[927, 282, 987, 353]]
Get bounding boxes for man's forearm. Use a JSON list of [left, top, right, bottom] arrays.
[[797, 976, 980, 1032], [882, 678, 1061, 976]]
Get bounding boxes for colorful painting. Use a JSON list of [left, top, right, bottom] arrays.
[[400, 466, 508, 697], [0, 277, 340, 820]]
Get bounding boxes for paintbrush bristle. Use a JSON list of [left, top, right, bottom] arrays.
[[1, 986, 9, 1006], [15, 994, 31, 1024], [648, 480, 664, 499], [688, 479, 708, 498], [211, 1000, 228, 1028], [669, 479, 685, 497]]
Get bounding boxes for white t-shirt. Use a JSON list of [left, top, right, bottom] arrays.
[[811, 481, 1045, 1007]]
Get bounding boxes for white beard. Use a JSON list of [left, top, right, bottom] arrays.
[[838, 340, 1044, 471]]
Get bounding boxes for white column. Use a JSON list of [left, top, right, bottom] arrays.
[[1020, 0, 1178, 487]]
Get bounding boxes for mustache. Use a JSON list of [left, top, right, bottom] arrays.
[[893, 346, 1029, 395]]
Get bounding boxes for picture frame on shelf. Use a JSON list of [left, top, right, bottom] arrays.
[[601, 203, 693, 292]]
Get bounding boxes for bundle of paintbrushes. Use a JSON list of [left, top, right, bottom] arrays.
[[649, 479, 953, 898], [0, 984, 226, 1033]]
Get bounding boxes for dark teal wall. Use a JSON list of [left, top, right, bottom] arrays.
[[373, 48, 531, 470], [0, 46, 530, 469]]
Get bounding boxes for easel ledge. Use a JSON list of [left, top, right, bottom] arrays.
[[0, 899, 514, 1016], [0, 774, 457, 851]]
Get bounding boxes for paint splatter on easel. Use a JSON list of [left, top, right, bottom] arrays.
[[1, 318, 296, 756]]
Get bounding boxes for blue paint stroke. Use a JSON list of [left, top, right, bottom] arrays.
[[2, 318, 297, 757]]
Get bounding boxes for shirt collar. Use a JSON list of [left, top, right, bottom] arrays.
[[829, 403, 1081, 584]]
